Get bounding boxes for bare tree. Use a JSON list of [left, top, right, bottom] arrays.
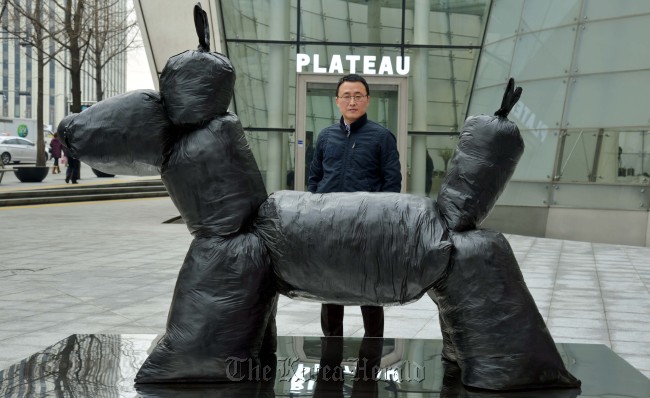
[[8, 0, 93, 112], [87, 0, 138, 101], [55, 0, 92, 114], [3, 0, 135, 168]]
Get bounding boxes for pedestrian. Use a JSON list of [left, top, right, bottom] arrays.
[[426, 150, 434, 196], [49, 133, 63, 174], [307, 73, 402, 348], [63, 145, 80, 184]]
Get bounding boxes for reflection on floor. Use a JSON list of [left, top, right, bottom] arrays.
[[0, 335, 648, 397]]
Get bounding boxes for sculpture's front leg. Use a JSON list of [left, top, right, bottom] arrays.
[[135, 233, 276, 383]]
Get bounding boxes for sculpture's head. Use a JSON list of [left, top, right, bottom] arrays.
[[160, 51, 235, 127], [159, 3, 235, 127]]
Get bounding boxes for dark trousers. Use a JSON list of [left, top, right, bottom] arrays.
[[66, 158, 80, 182], [320, 304, 384, 338], [319, 305, 385, 386]]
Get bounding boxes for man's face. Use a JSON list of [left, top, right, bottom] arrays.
[[336, 81, 370, 124]]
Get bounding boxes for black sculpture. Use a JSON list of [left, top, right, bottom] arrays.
[[57, 3, 580, 391]]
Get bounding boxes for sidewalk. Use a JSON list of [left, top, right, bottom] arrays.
[[0, 161, 160, 193], [0, 192, 649, 379]]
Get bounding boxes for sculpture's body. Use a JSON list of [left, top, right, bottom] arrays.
[[56, 4, 580, 392]]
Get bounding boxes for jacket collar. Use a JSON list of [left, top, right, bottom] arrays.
[[339, 113, 368, 133]]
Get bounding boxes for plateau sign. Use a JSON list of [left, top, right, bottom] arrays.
[[297, 54, 410, 75]]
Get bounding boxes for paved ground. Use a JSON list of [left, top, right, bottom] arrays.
[[0, 161, 156, 192], [0, 177, 649, 379]]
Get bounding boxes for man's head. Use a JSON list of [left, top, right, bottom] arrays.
[[336, 74, 370, 125]]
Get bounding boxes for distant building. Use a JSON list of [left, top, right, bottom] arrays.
[[0, 0, 128, 129]]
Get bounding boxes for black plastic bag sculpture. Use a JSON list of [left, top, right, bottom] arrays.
[[57, 3, 580, 392]]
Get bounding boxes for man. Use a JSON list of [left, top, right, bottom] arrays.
[[308, 73, 401, 343]]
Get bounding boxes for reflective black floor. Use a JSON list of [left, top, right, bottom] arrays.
[[0, 334, 648, 397]]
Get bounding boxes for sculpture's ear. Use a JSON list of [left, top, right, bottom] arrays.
[[194, 2, 210, 52], [494, 77, 523, 118]]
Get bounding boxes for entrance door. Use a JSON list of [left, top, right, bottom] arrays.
[[294, 73, 408, 192]]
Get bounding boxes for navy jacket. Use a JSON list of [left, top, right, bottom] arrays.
[[308, 114, 401, 193]]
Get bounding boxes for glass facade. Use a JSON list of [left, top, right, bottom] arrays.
[[217, 0, 490, 194], [213, 0, 650, 238], [471, 0, 650, 212]]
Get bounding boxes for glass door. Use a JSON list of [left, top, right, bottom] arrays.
[[294, 74, 408, 192]]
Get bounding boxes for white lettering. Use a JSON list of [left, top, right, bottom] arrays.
[[295, 54, 411, 75], [378, 56, 393, 75], [396, 56, 410, 75], [346, 55, 361, 74], [313, 54, 326, 73], [328, 54, 344, 74], [363, 56, 377, 74], [296, 54, 310, 73], [525, 111, 536, 130]]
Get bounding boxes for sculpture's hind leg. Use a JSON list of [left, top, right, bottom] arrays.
[[428, 229, 581, 391], [135, 233, 276, 383], [426, 291, 457, 363]]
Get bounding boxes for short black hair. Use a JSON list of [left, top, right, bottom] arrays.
[[336, 74, 370, 97]]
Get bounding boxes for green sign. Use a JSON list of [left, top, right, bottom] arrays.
[[17, 124, 28, 138]]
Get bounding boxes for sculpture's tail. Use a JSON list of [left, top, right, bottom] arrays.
[[437, 78, 524, 232]]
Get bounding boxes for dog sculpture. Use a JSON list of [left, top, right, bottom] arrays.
[[56, 4, 580, 392]]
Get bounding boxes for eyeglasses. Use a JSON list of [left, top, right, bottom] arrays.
[[337, 95, 368, 103]]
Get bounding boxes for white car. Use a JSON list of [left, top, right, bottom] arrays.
[[0, 136, 45, 165]]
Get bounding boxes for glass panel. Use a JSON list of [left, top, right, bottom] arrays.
[[403, 0, 490, 46], [552, 183, 650, 210], [225, 43, 295, 129], [564, 71, 650, 129], [556, 129, 650, 184], [496, 181, 551, 206], [219, 0, 297, 41], [406, 134, 459, 198], [556, 129, 599, 183], [473, 39, 517, 89], [512, 129, 559, 181], [520, 0, 581, 32], [484, 0, 523, 44], [583, 0, 650, 20], [406, 48, 479, 132], [619, 131, 650, 180], [301, 0, 402, 44], [510, 26, 575, 81], [245, 129, 294, 191], [575, 17, 650, 75], [470, 78, 566, 130]]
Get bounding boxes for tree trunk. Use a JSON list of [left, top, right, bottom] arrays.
[[35, 0, 45, 167]]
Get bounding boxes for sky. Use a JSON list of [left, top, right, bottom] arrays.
[[126, 36, 155, 91], [125, 0, 155, 91]]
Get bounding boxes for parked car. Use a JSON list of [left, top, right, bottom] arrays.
[[0, 136, 47, 165]]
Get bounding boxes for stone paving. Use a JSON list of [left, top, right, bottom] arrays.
[[0, 195, 649, 379]]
